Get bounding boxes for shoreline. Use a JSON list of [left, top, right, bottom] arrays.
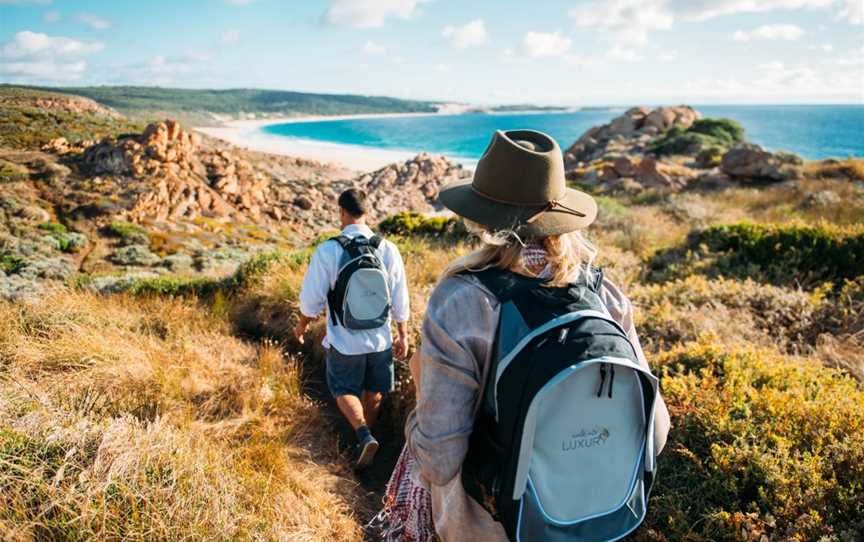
[[196, 111, 478, 171], [217, 110, 445, 130]]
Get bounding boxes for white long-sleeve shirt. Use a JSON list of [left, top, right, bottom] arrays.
[[299, 224, 410, 355]]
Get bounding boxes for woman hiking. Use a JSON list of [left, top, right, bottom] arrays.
[[372, 129, 671, 542]]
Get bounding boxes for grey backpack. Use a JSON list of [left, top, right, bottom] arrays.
[[326, 235, 391, 330], [461, 268, 660, 542]]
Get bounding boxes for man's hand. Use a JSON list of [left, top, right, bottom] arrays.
[[393, 335, 410, 359], [294, 315, 313, 345], [393, 321, 410, 359]]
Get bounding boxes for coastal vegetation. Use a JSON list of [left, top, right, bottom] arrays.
[[649, 117, 745, 156], [0, 89, 862, 540], [0, 87, 143, 150], [2, 84, 440, 125]]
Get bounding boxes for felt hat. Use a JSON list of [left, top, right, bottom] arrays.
[[438, 129, 596, 237]]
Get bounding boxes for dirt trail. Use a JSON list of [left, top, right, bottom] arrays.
[[286, 340, 405, 533]]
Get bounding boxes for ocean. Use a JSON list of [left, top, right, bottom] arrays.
[[262, 105, 864, 164]]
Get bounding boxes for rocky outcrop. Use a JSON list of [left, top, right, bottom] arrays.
[[281, 153, 471, 231], [583, 155, 698, 192], [358, 153, 469, 216], [83, 120, 200, 177], [41, 137, 95, 155], [720, 144, 803, 182], [0, 91, 121, 118], [564, 106, 699, 165], [76, 120, 468, 234]]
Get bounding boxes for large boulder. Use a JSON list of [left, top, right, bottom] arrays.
[[83, 119, 199, 177], [720, 144, 803, 182], [564, 105, 700, 165], [353, 153, 471, 218]]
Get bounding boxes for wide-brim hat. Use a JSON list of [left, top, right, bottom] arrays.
[[439, 129, 596, 237]]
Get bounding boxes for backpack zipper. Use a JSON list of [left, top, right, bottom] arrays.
[[596, 362, 616, 398], [596, 363, 607, 397], [608, 364, 615, 398]]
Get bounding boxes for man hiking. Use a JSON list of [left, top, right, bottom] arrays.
[[294, 188, 410, 469]]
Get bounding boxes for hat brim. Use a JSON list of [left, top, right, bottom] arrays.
[[438, 180, 597, 237]]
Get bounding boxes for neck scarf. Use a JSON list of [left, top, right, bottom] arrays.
[[521, 240, 553, 279]]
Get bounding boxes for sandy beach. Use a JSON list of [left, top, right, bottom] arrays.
[[196, 111, 469, 172]]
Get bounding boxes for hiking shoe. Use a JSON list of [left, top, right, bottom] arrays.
[[355, 434, 379, 470]]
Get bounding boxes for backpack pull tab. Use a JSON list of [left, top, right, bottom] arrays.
[[597, 364, 607, 398], [608, 364, 615, 398]]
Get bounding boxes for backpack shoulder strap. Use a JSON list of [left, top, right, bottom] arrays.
[[368, 235, 383, 249], [329, 235, 351, 250]]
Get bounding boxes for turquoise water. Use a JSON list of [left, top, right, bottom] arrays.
[[263, 105, 864, 162]]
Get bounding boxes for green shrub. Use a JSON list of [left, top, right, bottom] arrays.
[[105, 222, 149, 245], [0, 103, 143, 151], [0, 251, 27, 274], [38, 222, 67, 234], [0, 160, 28, 183], [646, 222, 864, 286], [636, 341, 864, 541], [649, 118, 745, 156], [689, 118, 745, 143], [378, 212, 467, 239], [229, 251, 286, 290], [700, 222, 864, 282], [124, 276, 223, 297], [776, 151, 804, 166]]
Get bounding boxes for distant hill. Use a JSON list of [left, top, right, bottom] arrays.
[[1, 85, 442, 126]]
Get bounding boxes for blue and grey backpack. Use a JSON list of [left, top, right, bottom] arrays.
[[461, 268, 660, 542], [326, 234, 391, 330]]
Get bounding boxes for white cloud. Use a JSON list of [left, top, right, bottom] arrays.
[[221, 29, 241, 44], [569, 0, 673, 43], [435, 63, 450, 73], [569, 0, 853, 42], [43, 10, 60, 23], [142, 53, 211, 82], [809, 42, 834, 51], [830, 47, 864, 65], [0, 60, 85, 81], [658, 50, 679, 61], [442, 19, 487, 49], [0, 30, 102, 82], [77, 13, 112, 30], [325, 0, 428, 28], [683, 59, 862, 101], [0, 30, 103, 58], [606, 45, 644, 62], [362, 40, 386, 54], [518, 31, 572, 58], [836, 0, 863, 23], [733, 24, 805, 41], [668, 0, 833, 21]]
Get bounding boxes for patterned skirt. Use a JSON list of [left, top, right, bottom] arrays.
[[367, 445, 437, 542]]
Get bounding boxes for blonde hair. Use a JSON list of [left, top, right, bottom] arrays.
[[443, 221, 598, 287]]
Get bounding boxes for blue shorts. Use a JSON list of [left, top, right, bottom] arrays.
[[325, 347, 394, 398]]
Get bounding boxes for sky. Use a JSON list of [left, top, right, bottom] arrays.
[[0, 0, 862, 106]]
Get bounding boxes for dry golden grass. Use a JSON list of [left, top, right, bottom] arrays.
[[687, 177, 864, 226], [2, 175, 862, 540], [0, 291, 365, 542], [805, 157, 864, 182]]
